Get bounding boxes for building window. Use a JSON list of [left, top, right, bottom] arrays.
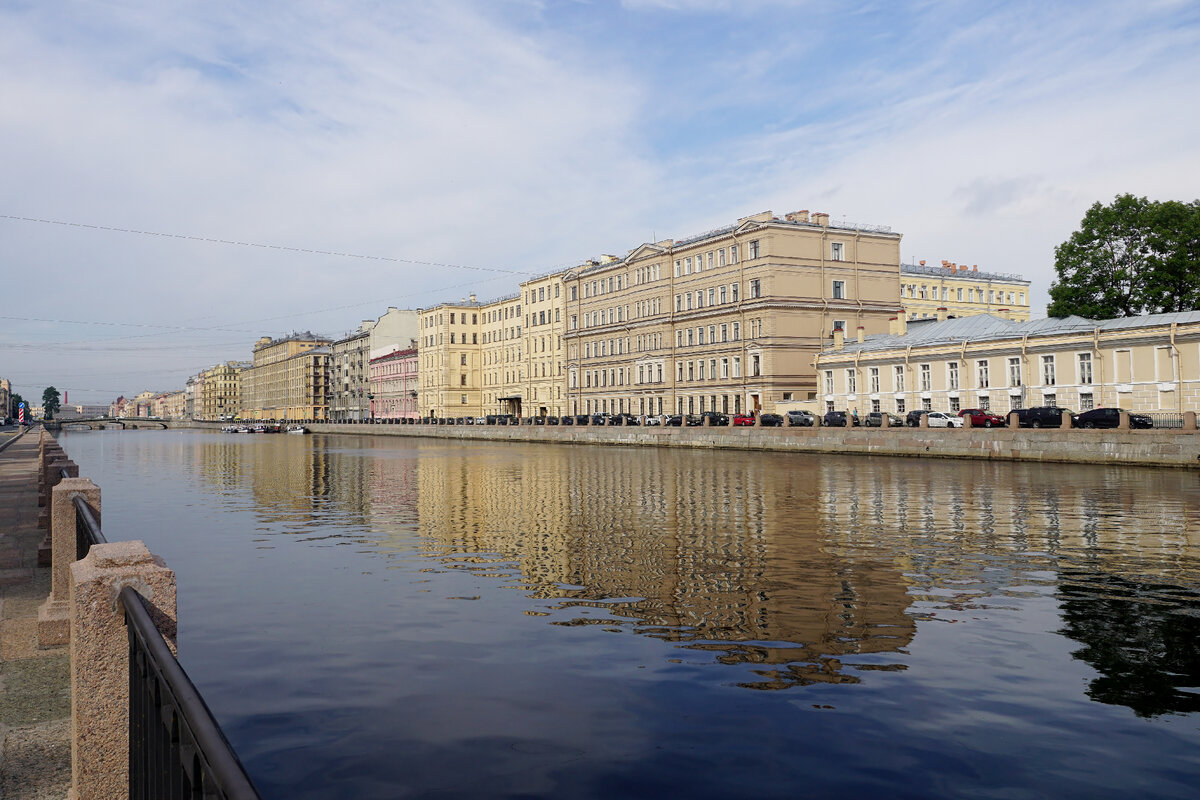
[[1008, 357, 1022, 387], [748, 240, 760, 259], [950, 396, 960, 413], [1043, 392, 1056, 407], [831, 242, 844, 261], [948, 362, 959, 390], [733, 357, 741, 378], [460, 395, 467, 404], [1080, 393, 1094, 411], [922, 397, 932, 411], [979, 396, 990, 411], [751, 354, 761, 377], [920, 364, 931, 392], [977, 360, 990, 388], [831, 280, 847, 300], [869, 367, 880, 393], [749, 279, 761, 298], [460, 375, 467, 386], [894, 365, 905, 393], [783, 391, 793, 401], [1078, 353, 1093, 385], [832, 319, 846, 332], [731, 244, 739, 263], [957, 287, 964, 302], [846, 369, 857, 395], [1042, 355, 1056, 386], [896, 398, 906, 414], [461, 354, 467, 366]]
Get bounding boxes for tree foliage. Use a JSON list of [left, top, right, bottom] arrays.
[[9, 393, 25, 420], [42, 386, 61, 420], [1047, 194, 1200, 318]]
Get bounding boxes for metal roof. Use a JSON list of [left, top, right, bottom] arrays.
[[829, 310, 1200, 355]]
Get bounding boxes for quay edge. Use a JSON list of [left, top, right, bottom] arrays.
[[142, 421, 1200, 470]]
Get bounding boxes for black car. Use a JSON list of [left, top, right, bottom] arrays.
[[664, 414, 684, 426], [698, 411, 729, 426], [1072, 407, 1153, 429], [612, 413, 640, 426], [823, 410, 858, 427], [590, 413, 611, 426], [785, 410, 816, 427], [905, 409, 930, 427], [574, 414, 591, 425], [1015, 406, 1072, 428], [758, 413, 784, 427]]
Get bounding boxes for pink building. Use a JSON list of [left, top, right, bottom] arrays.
[[369, 345, 419, 420]]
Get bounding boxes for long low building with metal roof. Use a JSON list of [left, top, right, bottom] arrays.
[[813, 310, 1200, 418]]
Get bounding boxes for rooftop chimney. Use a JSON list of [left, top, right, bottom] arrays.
[[856, 325, 866, 344], [785, 210, 810, 223], [972, 265, 978, 271], [936, 307, 948, 322], [895, 315, 908, 336], [998, 308, 1010, 320], [832, 326, 845, 351], [813, 212, 830, 227], [919, 260, 926, 266]]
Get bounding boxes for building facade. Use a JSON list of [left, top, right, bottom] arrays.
[[197, 361, 249, 420], [369, 344, 419, 420], [813, 311, 1200, 416], [901, 260, 1031, 321], [417, 297, 486, 418], [333, 308, 421, 422], [241, 333, 332, 420], [562, 209, 904, 417]]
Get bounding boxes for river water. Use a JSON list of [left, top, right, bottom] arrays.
[[59, 429, 1200, 799]]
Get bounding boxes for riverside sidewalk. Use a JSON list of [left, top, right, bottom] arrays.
[[0, 429, 70, 800]]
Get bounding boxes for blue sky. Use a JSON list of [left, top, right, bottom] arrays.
[[3, 0, 1199, 404]]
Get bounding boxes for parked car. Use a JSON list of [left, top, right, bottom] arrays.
[[864, 411, 904, 428], [697, 411, 729, 426], [926, 411, 964, 428], [1016, 406, 1073, 428], [823, 410, 859, 427], [785, 410, 816, 427], [612, 413, 640, 426], [1072, 407, 1154, 429], [958, 408, 1006, 428], [560, 415, 574, 426], [758, 413, 784, 427], [590, 413, 611, 426], [732, 413, 756, 426], [574, 414, 591, 425], [644, 414, 663, 426], [664, 414, 684, 427], [905, 410, 930, 427]]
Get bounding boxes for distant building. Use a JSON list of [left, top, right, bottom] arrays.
[[369, 343, 418, 420], [241, 332, 332, 420], [813, 310, 1200, 416], [0, 378, 10, 420], [331, 308, 419, 422], [900, 260, 1031, 322], [198, 361, 250, 420]]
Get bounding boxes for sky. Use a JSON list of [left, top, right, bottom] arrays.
[[2, 0, 1199, 406]]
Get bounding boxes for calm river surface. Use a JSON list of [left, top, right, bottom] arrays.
[[60, 429, 1200, 799]]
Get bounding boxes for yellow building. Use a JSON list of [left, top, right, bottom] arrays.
[[519, 272, 568, 417], [417, 299, 486, 418], [241, 333, 332, 420], [563, 209, 903, 417], [901, 260, 1031, 321], [813, 310, 1200, 416], [198, 361, 250, 420]]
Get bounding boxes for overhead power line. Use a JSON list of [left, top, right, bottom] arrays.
[[0, 214, 537, 277]]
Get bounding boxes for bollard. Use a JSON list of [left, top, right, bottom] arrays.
[[962, 413, 973, 429], [1184, 411, 1197, 431], [1118, 410, 1130, 430], [1063, 409, 1075, 429], [1008, 412, 1020, 429], [70, 540, 176, 800], [753, 413, 762, 428], [881, 414, 890, 428], [37, 477, 101, 646], [702, 415, 711, 427], [919, 412, 930, 428]]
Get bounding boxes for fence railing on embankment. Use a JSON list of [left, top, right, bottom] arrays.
[[36, 430, 261, 800]]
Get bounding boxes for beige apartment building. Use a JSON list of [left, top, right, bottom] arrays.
[[813, 310, 1200, 416], [241, 332, 332, 420], [418, 298, 486, 418], [417, 208, 905, 419], [196, 361, 249, 420], [901, 260, 1031, 322], [562, 209, 904, 417]]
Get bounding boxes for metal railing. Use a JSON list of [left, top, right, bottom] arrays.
[[124, 587, 260, 800], [71, 478, 260, 799], [74, 493, 107, 561], [1148, 412, 1185, 429]]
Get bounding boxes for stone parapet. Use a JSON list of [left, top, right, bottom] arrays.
[[37, 478, 101, 647], [291, 421, 1200, 469], [69, 540, 177, 800]]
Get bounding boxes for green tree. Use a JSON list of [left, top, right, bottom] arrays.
[[1048, 194, 1200, 318], [9, 392, 24, 421], [42, 386, 61, 420]]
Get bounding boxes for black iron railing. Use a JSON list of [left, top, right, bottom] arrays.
[[123, 587, 260, 800], [69, 476, 260, 799], [74, 492, 106, 561]]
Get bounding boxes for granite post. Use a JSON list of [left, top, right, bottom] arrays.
[[37, 477, 100, 646], [69, 540, 177, 800]]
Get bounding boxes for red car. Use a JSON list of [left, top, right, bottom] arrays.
[[958, 408, 1006, 428], [732, 413, 756, 426]]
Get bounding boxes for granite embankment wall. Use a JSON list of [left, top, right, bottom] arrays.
[[171, 421, 1200, 469]]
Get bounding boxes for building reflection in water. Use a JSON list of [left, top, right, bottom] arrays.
[[192, 435, 1200, 704]]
